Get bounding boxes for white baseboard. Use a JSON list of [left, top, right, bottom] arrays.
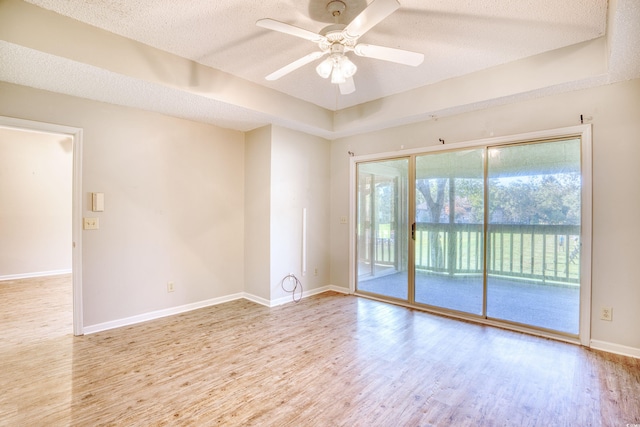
[[83, 292, 245, 334], [242, 292, 271, 307], [246, 285, 352, 308], [0, 269, 72, 282], [326, 285, 350, 294], [84, 288, 350, 335], [590, 339, 640, 359]]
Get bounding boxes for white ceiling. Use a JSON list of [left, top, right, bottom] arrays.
[[2, 0, 639, 138], [21, 0, 608, 110]]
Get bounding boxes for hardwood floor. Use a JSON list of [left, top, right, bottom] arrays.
[[0, 274, 72, 346], [1, 276, 639, 426]]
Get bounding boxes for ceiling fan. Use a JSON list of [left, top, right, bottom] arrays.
[[256, 0, 424, 95]]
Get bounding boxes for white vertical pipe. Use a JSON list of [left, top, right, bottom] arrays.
[[302, 208, 307, 276]]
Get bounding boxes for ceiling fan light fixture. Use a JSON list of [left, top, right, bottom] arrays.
[[316, 57, 334, 79], [317, 53, 357, 84], [331, 66, 346, 84], [339, 55, 357, 78]]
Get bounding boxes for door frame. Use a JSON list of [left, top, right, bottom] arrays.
[[0, 116, 84, 336], [349, 124, 592, 346]]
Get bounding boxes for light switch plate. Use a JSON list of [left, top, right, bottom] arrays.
[[92, 192, 104, 212]]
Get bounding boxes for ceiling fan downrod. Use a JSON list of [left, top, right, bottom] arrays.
[[327, 0, 346, 18]]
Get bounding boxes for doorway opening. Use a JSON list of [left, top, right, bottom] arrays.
[[0, 116, 83, 336]]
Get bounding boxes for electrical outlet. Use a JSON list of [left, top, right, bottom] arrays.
[[314, 268, 318, 276], [83, 217, 99, 230], [340, 216, 348, 224], [600, 307, 612, 321], [167, 282, 175, 293]]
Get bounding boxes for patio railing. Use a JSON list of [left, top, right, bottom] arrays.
[[367, 222, 581, 284]]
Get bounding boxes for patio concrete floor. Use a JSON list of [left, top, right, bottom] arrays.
[[357, 271, 580, 334]]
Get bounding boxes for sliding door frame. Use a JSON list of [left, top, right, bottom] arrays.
[[349, 124, 592, 346]]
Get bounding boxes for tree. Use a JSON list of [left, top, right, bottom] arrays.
[[416, 178, 447, 267], [489, 173, 580, 225], [453, 178, 483, 223]]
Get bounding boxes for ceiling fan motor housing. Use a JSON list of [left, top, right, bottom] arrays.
[[319, 25, 356, 52]]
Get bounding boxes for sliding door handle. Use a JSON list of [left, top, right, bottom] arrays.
[[411, 222, 416, 240]]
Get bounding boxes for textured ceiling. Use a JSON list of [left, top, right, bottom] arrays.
[[3, 0, 639, 138], [22, 0, 608, 110]]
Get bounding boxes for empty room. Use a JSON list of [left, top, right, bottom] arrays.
[[1, 0, 639, 425]]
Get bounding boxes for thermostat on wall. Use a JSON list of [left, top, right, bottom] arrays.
[[92, 192, 104, 212]]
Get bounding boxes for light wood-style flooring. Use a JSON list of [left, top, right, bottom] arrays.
[[1, 275, 639, 426]]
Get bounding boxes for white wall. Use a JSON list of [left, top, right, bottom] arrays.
[[270, 126, 330, 300], [330, 78, 640, 352], [244, 125, 331, 303], [244, 126, 272, 301], [0, 82, 245, 328], [0, 127, 72, 278]]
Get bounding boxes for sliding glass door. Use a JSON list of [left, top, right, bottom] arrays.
[[486, 139, 582, 334], [414, 149, 485, 314], [354, 132, 586, 338], [356, 159, 409, 301]]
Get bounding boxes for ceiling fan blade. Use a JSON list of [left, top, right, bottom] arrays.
[[354, 43, 424, 66], [265, 51, 327, 81], [256, 18, 325, 43], [339, 77, 356, 95], [344, 0, 400, 39]]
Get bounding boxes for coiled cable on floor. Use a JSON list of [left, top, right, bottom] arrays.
[[280, 274, 303, 303]]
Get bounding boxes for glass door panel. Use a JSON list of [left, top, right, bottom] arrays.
[[414, 149, 485, 314], [486, 139, 581, 333], [356, 159, 409, 301]]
